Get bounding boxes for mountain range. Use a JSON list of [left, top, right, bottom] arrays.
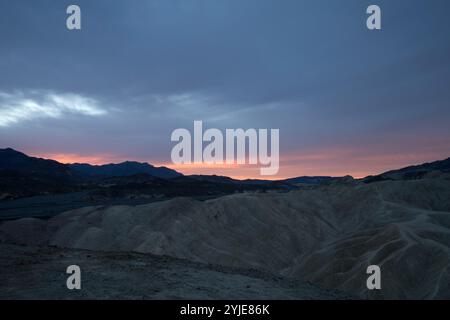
[[0, 148, 181, 179], [1, 147, 450, 201], [0, 148, 293, 205]]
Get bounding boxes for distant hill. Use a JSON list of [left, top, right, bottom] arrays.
[[69, 161, 181, 179], [282, 176, 345, 184], [0, 148, 181, 199], [0, 148, 72, 177], [383, 157, 450, 176], [0, 148, 288, 200], [0, 148, 181, 179], [2, 147, 449, 200], [184, 175, 351, 186], [0, 148, 82, 199], [364, 157, 450, 183]]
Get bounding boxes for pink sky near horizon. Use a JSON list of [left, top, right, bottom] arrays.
[[27, 146, 450, 180]]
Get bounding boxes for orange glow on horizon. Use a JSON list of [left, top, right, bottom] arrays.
[[28, 152, 123, 166], [26, 146, 450, 181]]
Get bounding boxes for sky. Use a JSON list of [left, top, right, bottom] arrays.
[[1, 0, 450, 179]]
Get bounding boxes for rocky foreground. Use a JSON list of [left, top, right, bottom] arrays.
[[0, 243, 348, 300], [1, 176, 450, 299]]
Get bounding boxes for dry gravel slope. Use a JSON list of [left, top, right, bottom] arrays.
[[1, 177, 450, 299], [0, 243, 348, 300]]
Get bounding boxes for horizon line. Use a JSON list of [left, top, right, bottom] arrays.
[[3, 147, 448, 181]]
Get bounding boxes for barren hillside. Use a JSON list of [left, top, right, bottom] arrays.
[[1, 176, 450, 299]]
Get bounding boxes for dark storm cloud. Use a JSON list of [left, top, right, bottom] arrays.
[[0, 0, 450, 174]]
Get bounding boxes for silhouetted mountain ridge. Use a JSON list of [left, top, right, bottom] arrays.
[[364, 157, 450, 183], [2, 147, 449, 200], [0, 148, 292, 200], [69, 161, 181, 179], [0, 148, 72, 177], [0, 148, 180, 179], [383, 157, 450, 175]]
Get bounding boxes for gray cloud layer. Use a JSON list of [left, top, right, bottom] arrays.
[[0, 0, 449, 173]]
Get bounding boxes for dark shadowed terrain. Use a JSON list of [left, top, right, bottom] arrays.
[[1, 149, 450, 300], [0, 243, 350, 300]]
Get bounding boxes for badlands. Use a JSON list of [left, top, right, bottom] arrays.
[[1, 176, 450, 299]]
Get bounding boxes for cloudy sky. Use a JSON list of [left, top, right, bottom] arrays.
[[1, 0, 450, 179]]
